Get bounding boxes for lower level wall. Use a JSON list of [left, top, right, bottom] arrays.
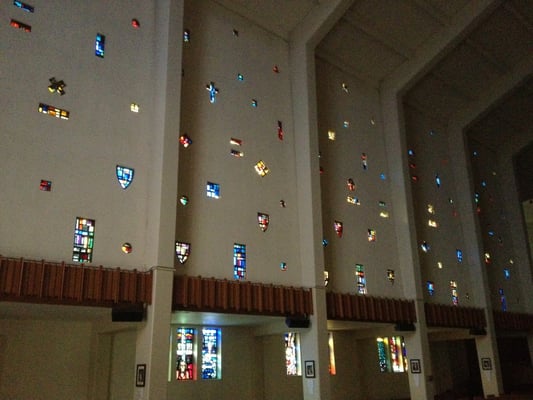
[[0, 319, 93, 400]]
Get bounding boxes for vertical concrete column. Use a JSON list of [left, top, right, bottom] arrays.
[[134, 265, 174, 400], [447, 122, 503, 397], [380, 91, 435, 400], [289, 2, 354, 399], [299, 287, 331, 400]]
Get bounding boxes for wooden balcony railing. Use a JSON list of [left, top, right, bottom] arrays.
[[493, 310, 533, 331], [326, 292, 417, 324], [425, 303, 486, 329], [0, 256, 152, 306], [173, 275, 313, 317]]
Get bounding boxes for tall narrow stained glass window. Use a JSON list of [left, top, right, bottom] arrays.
[[176, 328, 195, 380], [72, 217, 95, 263], [355, 264, 366, 294], [233, 243, 246, 280], [328, 332, 336, 375], [450, 280, 458, 305], [95, 33, 105, 57], [206, 182, 220, 199], [285, 332, 301, 376], [175, 241, 191, 264], [201, 328, 221, 379], [377, 336, 407, 373]]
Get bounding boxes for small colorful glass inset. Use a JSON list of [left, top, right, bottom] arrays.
[[233, 243, 246, 280], [361, 153, 368, 170], [280, 262, 287, 271], [179, 195, 189, 205], [334, 221, 343, 237], [257, 213, 269, 232], [206, 82, 219, 103], [420, 241, 430, 252], [254, 160, 269, 177], [179, 134, 193, 148], [38, 103, 69, 120], [251, 99, 258, 107], [230, 149, 244, 157], [39, 180, 52, 191], [277, 121, 284, 141], [367, 229, 376, 242], [206, 182, 220, 199], [116, 165, 134, 189], [121, 243, 132, 254], [427, 281, 434, 296], [175, 241, 191, 264], [347, 178, 355, 191], [10, 19, 31, 32], [131, 19, 140, 28], [387, 269, 395, 284], [130, 103, 140, 113], [14, 1, 34, 12], [346, 196, 360, 205], [95, 33, 105, 58], [183, 29, 190, 42], [48, 77, 66, 96], [328, 130, 336, 141], [73, 217, 95, 263]]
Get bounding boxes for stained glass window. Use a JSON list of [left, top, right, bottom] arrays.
[[450, 280, 458, 305], [254, 160, 269, 177], [201, 328, 221, 379], [387, 269, 395, 284], [356, 264, 366, 294], [334, 221, 343, 237], [95, 33, 105, 58], [328, 332, 336, 375], [116, 165, 134, 189], [206, 182, 220, 199], [38, 103, 69, 120], [233, 243, 246, 280], [72, 217, 95, 263], [427, 281, 434, 296], [39, 180, 52, 191], [175, 242, 191, 264], [456, 249, 463, 263], [257, 213, 269, 232], [367, 229, 376, 242], [14, 1, 34, 12], [10, 19, 31, 32], [285, 332, 301, 376], [377, 336, 407, 373], [503, 268, 510, 280], [176, 328, 195, 380]]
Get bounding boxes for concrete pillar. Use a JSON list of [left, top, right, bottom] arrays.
[[134, 265, 174, 400]]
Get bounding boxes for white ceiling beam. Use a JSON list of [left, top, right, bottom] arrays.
[[381, 0, 502, 95]]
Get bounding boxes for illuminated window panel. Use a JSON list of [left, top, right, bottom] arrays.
[[179, 134, 192, 148], [201, 328, 221, 379], [347, 178, 356, 191], [254, 160, 269, 177], [377, 336, 407, 373], [341, 82, 349, 92], [39, 180, 52, 191], [346, 196, 360, 205], [38, 103, 69, 120], [233, 243, 246, 280], [324, 271, 329, 287], [183, 29, 190, 42], [503, 268, 510, 280], [499, 289, 507, 312], [328, 332, 336, 375], [428, 219, 438, 228], [48, 78, 66, 95], [437, 261, 443, 269], [14, 1, 34, 12], [176, 328, 196, 380], [435, 174, 441, 187], [456, 249, 463, 263], [130, 103, 140, 113], [380, 211, 389, 218], [230, 137, 242, 146], [131, 19, 140, 28], [285, 332, 301, 376], [450, 281, 458, 305], [343, 121, 349, 128], [361, 153, 368, 170], [10, 19, 31, 32], [355, 264, 366, 294], [116, 165, 134, 189], [277, 121, 284, 140], [427, 281, 434, 296], [387, 269, 395, 284], [421, 241, 430, 252], [72, 217, 95, 263], [230, 149, 244, 157], [175, 242, 191, 264], [367, 229, 376, 242], [327, 130, 335, 140], [427, 204, 435, 214], [334, 221, 343, 237], [206, 182, 220, 199], [95, 33, 105, 58], [257, 213, 269, 232], [484, 252, 491, 264]]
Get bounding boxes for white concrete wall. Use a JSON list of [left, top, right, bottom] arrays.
[[316, 58, 404, 298], [0, 319, 92, 400], [175, 0, 301, 284], [0, 1, 168, 270]]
